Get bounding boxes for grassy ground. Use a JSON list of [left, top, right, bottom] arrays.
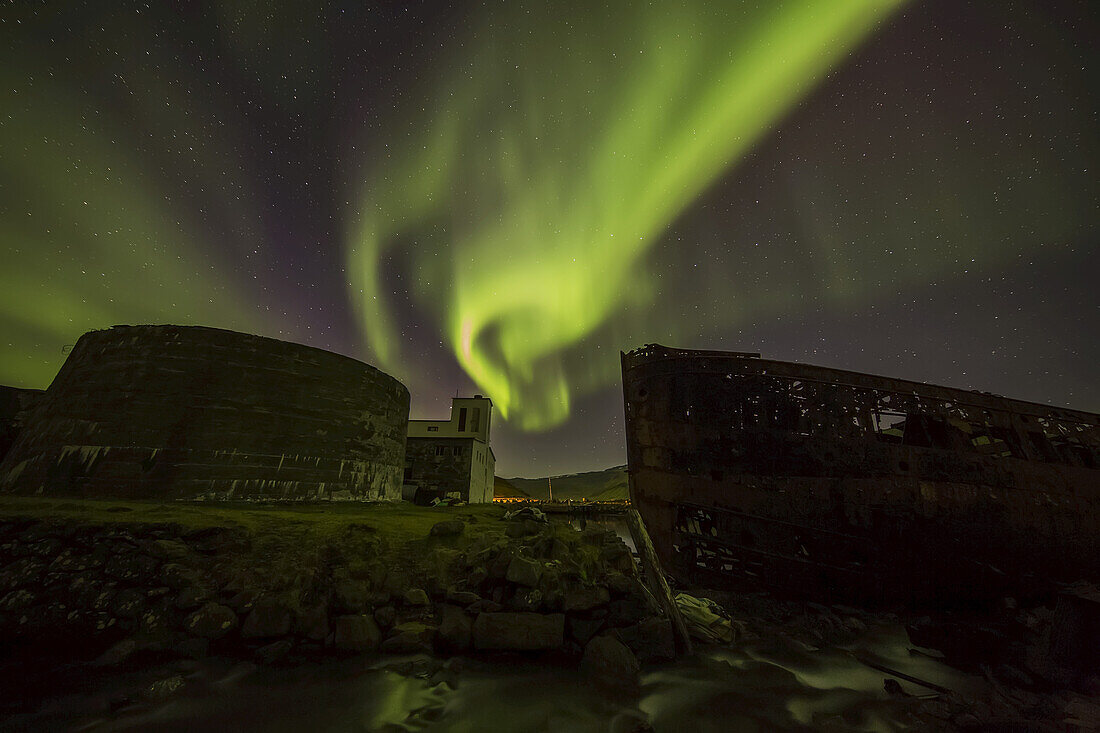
[[0, 497, 605, 621], [0, 498, 524, 607], [0, 496, 507, 538]]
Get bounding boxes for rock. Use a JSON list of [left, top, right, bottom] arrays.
[[241, 598, 292, 638], [381, 622, 436, 654], [568, 616, 605, 645], [564, 585, 610, 612], [111, 588, 147, 619], [609, 710, 655, 733], [334, 614, 382, 652], [918, 700, 954, 720], [0, 589, 36, 612], [91, 585, 117, 611], [178, 636, 210, 659], [296, 605, 330, 641], [96, 638, 137, 666], [30, 538, 63, 557], [183, 526, 242, 554], [430, 520, 465, 538], [844, 616, 867, 633], [503, 507, 548, 523], [148, 539, 192, 562], [184, 603, 238, 640], [549, 539, 573, 562], [472, 612, 565, 651], [467, 567, 489, 589], [489, 548, 514, 579], [48, 548, 93, 574], [404, 588, 430, 607], [445, 588, 481, 607], [467, 599, 503, 614], [994, 663, 1034, 688], [374, 605, 396, 628], [67, 573, 104, 607], [334, 579, 373, 613], [952, 713, 981, 729], [145, 675, 186, 701], [382, 570, 410, 596], [505, 521, 544, 538], [606, 599, 647, 628], [137, 606, 175, 637], [600, 543, 636, 574], [175, 586, 211, 610], [255, 639, 294, 665], [437, 604, 472, 652], [90, 612, 117, 633], [614, 617, 675, 662], [508, 589, 543, 612], [161, 563, 200, 590], [104, 553, 158, 582], [606, 573, 633, 596], [582, 636, 640, 689], [506, 556, 543, 587], [580, 526, 611, 546], [227, 588, 262, 614], [1, 557, 46, 589]]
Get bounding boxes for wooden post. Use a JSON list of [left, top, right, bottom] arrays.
[[625, 508, 693, 656]]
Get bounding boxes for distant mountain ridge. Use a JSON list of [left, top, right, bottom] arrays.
[[497, 465, 628, 501]]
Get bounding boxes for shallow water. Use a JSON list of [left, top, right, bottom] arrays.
[[569, 515, 637, 553], [4, 622, 985, 732]]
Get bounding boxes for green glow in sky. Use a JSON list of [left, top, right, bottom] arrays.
[[0, 68, 262, 388], [348, 1, 905, 430]]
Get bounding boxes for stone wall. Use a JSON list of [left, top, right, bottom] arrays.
[[404, 438, 474, 502], [0, 326, 410, 500], [0, 387, 44, 464], [0, 510, 668, 671]]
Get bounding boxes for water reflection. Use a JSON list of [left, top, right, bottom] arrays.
[[569, 515, 637, 553]]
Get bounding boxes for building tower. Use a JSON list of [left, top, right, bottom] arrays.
[[403, 395, 495, 503]]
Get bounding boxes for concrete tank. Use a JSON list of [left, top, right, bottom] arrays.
[[0, 325, 410, 501]]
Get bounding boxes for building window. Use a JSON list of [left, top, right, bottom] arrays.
[[453, 446, 463, 456], [471, 408, 480, 432], [427, 426, 439, 432], [435, 446, 447, 456], [458, 407, 468, 431]]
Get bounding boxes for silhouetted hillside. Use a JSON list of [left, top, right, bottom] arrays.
[[501, 465, 628, 501], [492, 475, 531, 499]]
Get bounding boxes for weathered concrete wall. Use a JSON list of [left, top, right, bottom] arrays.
[[0, 387, 45, 464], [0, 326, 410, 501], [622, 344, 1100, 603], [404, 438, 474, 502]]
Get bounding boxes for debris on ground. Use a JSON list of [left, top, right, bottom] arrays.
[[673, 592, 736, 644]]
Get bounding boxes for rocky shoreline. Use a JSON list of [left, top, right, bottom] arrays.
[[0, 503, 670, 689], [2, 500, 1098, 731]]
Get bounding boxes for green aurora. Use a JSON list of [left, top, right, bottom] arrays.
[[0, 30, 266, 387], [347, 0, 906, 431], [2, 1, 1096, 465]]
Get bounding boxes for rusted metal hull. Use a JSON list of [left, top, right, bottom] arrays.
[[622, 345, 1100, 603]]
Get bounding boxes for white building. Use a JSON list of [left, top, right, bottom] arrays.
[[404, 395, 495, 503]]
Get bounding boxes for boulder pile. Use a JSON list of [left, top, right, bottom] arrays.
[[0, 510, 673, 684]]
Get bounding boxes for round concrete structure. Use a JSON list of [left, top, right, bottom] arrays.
[[0, 325, 410, 500]]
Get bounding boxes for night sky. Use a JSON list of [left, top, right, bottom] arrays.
[[2, 1, 1097, 477]]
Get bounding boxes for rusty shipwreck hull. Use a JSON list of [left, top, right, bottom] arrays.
[[621, 345, 1100, 603]]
